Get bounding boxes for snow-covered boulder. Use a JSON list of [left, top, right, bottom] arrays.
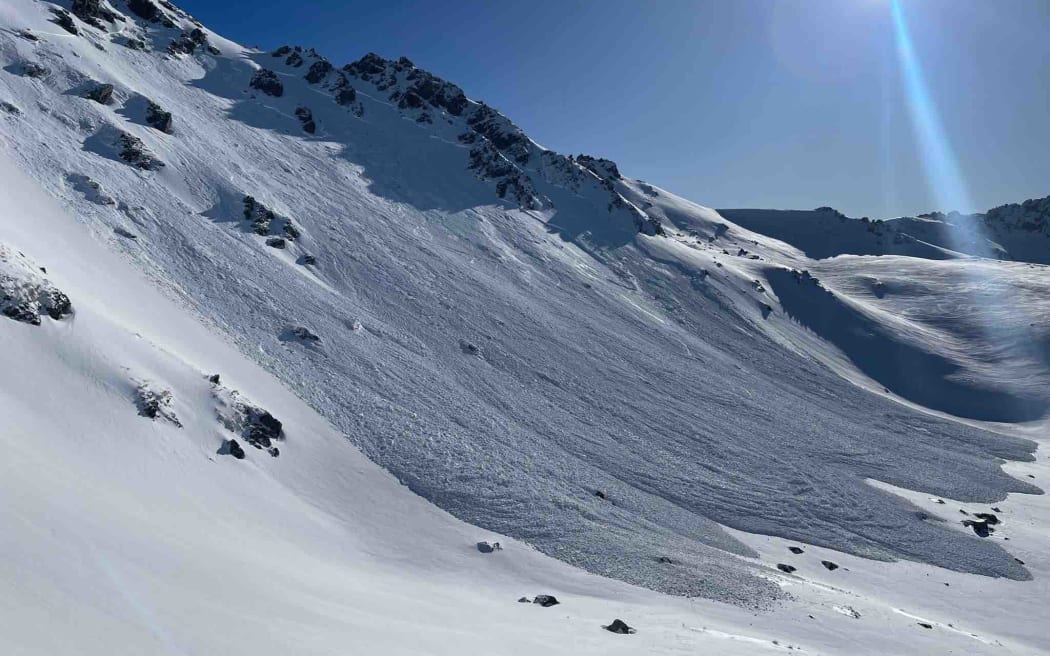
[[0, 244, 72, 325]]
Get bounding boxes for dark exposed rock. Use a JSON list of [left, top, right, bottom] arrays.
[[0, 101, 21, 116], [299, 254, 317, 266], [244, 406, 283, 449], [249, 69, 283, 97], [243, 196, 276, 235], [577, 154, 621, 180], [72, 0, 121, 28], [305, 59, 333, 84], [532, 595, 559, 607], [128, 0, 162, 22], [1, 246, 73, 326], [19, 62, 51, 79], [118, 132, 164, 170], [973, 512, 999, 525], [287, 326, 320, 343], [208, 373, 221, 385], [821, 560, 839, 571], [268, 446, 280, 457], [85, 83, 115, 105], [517, 597, 531, 603], [593, 490, 606, 499], [51, 9, 78, 35], [265, 236, 286, 249], [776, 564, 797, 574], [135, 384, 181, 427], [656, 556, 674, 564], [962, 518, 993, 537], [335, 85, 357, 107], [16, 29, 39, 42], [283, 222, 300, 240], [917, 622, 933, 629], [285, 51, 303, 67], [295, 106, 316, 134], [114, 226, 138, 239], [145, 101, 173, 133], [271, 45, 292, 57], [225, 439, 246, 459], [605, 619, 635, 635], [476, 541, 494, 553], [788, 546, 804, 554], [459, 339, 480, 356]]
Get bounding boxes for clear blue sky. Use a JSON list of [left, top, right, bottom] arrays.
[[179, 0, 1050, 219]]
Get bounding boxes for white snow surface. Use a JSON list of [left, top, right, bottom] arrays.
[[1, 1, 1048, 653]]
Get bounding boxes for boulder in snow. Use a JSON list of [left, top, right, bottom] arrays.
[[135, 383, 181, 427], [145, 101, 173, 133], [604, 619, 635, 635], [532, 595, 559, 607], [250, 69, 283, 97], [85, 83, 115, 105], [0, 244, 73, 325]]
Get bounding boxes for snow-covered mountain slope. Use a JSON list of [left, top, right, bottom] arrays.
[[720, 200, 1050, 264], [1, 1, 1049, 654]]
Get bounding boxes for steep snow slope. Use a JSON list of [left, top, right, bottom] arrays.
[[1, 2, 1049, 652], [4, 124, 1050, 656]]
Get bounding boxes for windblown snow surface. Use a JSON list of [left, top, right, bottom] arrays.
[[1, 1, 1049, 654]]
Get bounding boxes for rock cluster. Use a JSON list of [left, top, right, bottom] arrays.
[[71, 0, 121, 29], [250, 69, 283, 97], [212, 381, 283, 458], [118, 132, 164, 170], [0, 244, 73, 326], [135, 383, 182, 427]]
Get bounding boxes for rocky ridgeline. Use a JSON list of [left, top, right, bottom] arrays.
[[983, 196, 1050, 236], [0, 243, 73, 326], [53, 0, 216, 59], [262, 47, 662, 236]]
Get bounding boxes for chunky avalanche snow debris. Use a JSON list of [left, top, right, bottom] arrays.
[[0, 244, 72, 325], [0, 0, 1044, 611]]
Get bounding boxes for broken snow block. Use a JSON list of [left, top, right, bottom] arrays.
[[604, 619, 636, 635], [532, 595, 559, 608]]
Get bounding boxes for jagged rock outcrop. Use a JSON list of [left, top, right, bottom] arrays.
[[243, 195, 276, 235], [305, 59, 333, 84], [145, 101, 173, 133], [0, 244, 73, 326], [295, 106, 316, 134], [50, 8, 78, 35], [85, 83, 115, 105], [135, 383, 181, 426], [71, 0, 121, 29], [118, 132, 164, 170], [984, 196, 1050, 235], [213, 383, 283, 457], [249, 69, 283, 97]]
